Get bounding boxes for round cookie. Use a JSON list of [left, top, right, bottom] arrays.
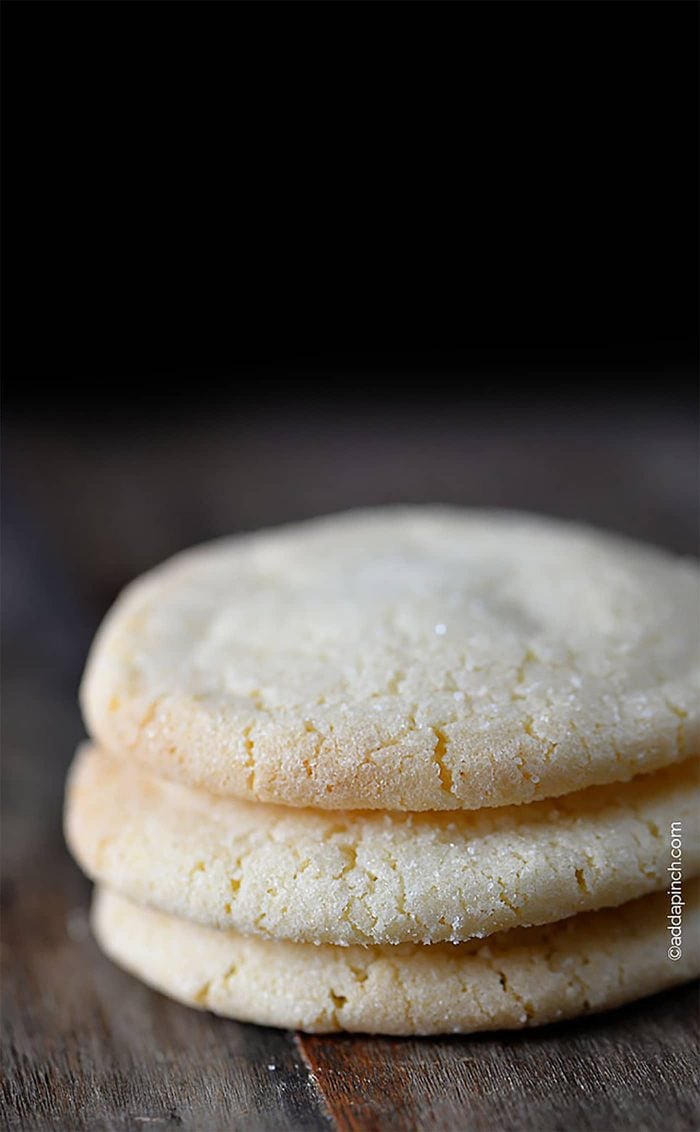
[[81, 507, 700, 811], [66, 744, 700, 945], [92, 883, 700, 1035]]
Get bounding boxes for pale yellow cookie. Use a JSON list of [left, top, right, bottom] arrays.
[[81, 508, 699, 810], [92, 882, 700, 1035], [66, 744, 700, 945]]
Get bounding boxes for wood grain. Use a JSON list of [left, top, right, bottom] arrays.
[[296, 989, 700, 1132], [2, 401, 698, 1131]]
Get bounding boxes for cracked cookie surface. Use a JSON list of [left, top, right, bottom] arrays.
[[66, 745, 700, 945], [92, 882, 700, 1035], [81, 507, 700, 811]]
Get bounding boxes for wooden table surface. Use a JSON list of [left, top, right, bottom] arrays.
[[2, 395, 699, 1132]]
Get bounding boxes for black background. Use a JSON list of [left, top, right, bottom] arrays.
[[2, 1, 697, 417]]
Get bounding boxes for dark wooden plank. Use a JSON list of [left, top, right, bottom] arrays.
[[296, 986, 700, 1132], [2, 869, 330, 1132], [0, 490, 331, 1132], [3, 401, 699, 1132], [5, 398, 697, 616]]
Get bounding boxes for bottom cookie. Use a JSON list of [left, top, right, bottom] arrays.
[[92, 882, 699, 1036]]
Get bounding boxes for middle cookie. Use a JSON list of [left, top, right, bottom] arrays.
[[65, 744, 699, 946]]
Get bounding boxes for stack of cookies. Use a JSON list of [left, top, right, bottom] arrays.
[[65, 508, 700, 1035]]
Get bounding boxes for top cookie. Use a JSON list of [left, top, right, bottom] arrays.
[[81, 507, 699, 811]]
